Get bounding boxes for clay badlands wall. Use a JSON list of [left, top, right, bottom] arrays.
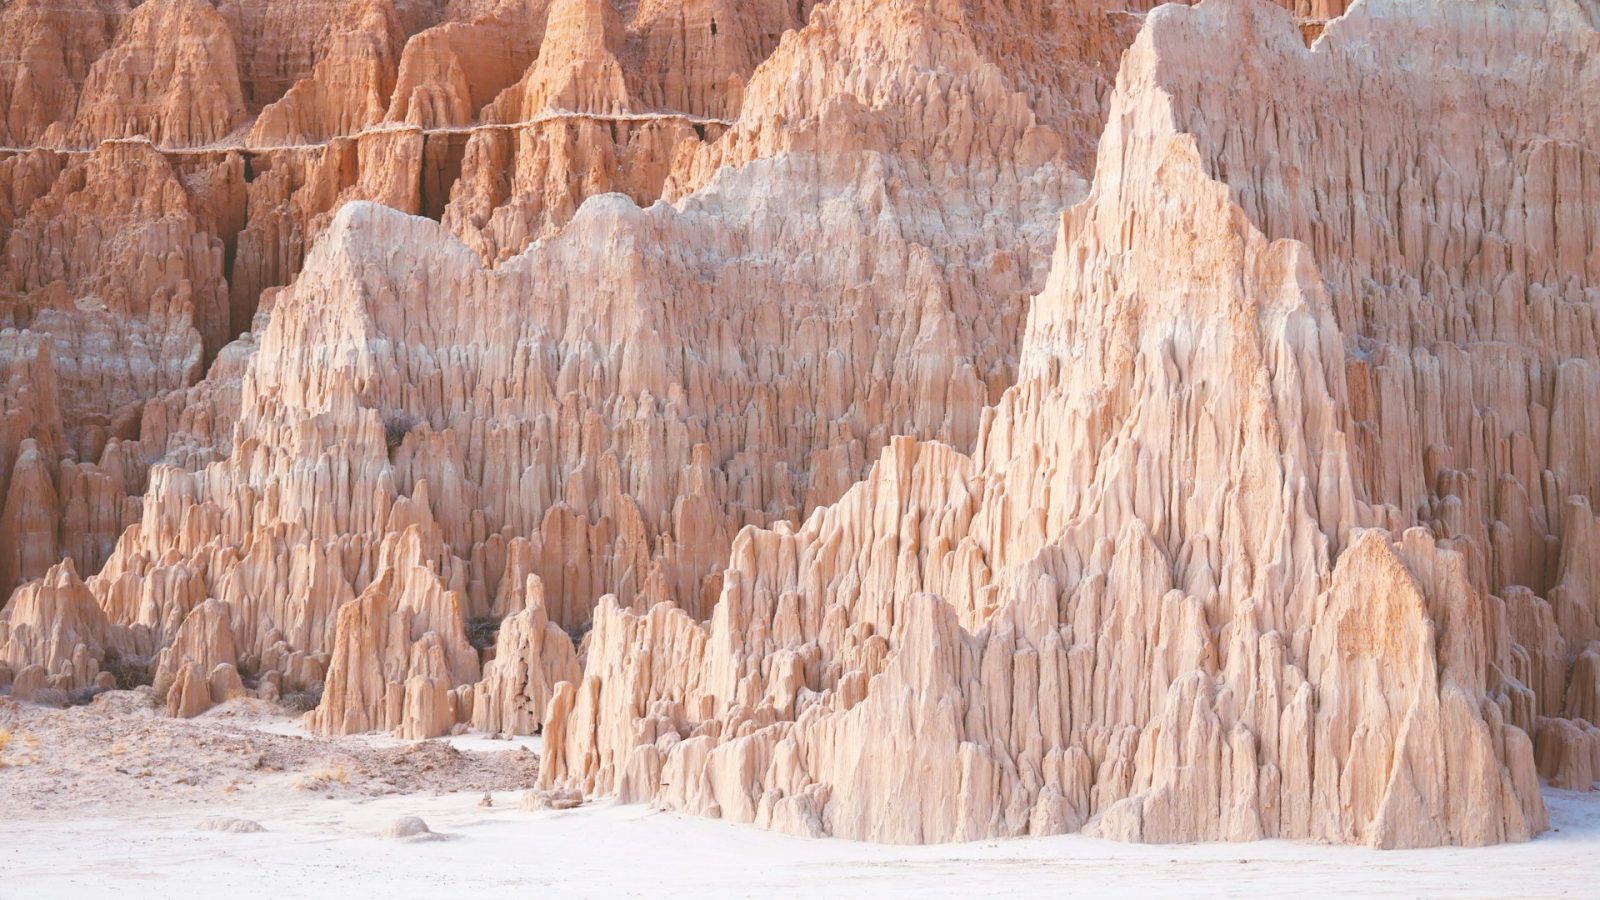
[[2, 0, 1597, 848]]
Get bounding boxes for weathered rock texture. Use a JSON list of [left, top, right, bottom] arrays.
[[536, 0, 1600, 847], [6, 0, 1139, 732], [1, 0, 1596, 850]]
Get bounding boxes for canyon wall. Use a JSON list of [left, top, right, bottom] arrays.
[[537, 0, 1600, 846], [2, 0, 1595, 848]]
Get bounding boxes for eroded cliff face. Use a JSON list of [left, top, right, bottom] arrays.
[[536, 0, 1600, 847], [1, 0, 1594, 849], [0, 0, 855, 621], [1, 0, 1140, 730]]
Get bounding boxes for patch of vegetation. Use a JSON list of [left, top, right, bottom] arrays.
[[564, 621, 592, 648], [382, 411, 419, 458], [26, 687, 65, 707], [25, 685, 111, 708], [64, 686, 108, 707], [466, 616, 502, 653], [294, 764, 348, 791], [281, 682, 325, 712], [100, 651, 154, 691]]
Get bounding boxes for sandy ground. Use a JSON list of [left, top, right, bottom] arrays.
[[0, 692, 540, 820], [3, 693, 1598, 899]]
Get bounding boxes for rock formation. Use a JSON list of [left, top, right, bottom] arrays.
[[68, 0, 248, 147], [473, 574, 582, 735], [3, 0, 1127, 732], [0, 560, 107, 694], [1, 0, 1597, 850], [537, 0, 1599, 847]]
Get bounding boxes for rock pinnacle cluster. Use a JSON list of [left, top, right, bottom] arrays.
[[3, 0, 1598, 848]]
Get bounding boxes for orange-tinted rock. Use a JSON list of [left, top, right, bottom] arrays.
[[625, 0, 817, 120], [484, 0, 629, 120], [0, 439, 57, 599], [248, 0, 406, 146], [216, 0, 387, 111], [540, 0, 1593, 847], [0, 0, 1594, 850], [165, 659, 210, 717], [2, 139, 228, 425], [0, 0, 131, 146], [153, 598, 240, 691], [386, 19, 540, 128], [68, 0, 247, 147]]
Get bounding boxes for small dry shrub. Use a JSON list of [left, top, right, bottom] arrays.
[[100, 652, 154, 690], [466, 616, 501, 652], [281, 683, 324, 712], [295, 764, 349, 791], [564, 621, 591, 648], [382, 412, 418, 456], [27, 687, 68, 708]]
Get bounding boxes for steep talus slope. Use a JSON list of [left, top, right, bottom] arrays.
[[537, 0, 1598, 847]]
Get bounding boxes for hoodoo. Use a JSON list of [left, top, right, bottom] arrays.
[[2, 2, 1598, 887]]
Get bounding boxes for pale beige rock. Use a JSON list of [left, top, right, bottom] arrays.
[[540, 0, 1595, 848], [1567, 643, 1600, 726], [198, 816, 266, 833], [1535, 716, 1600, 791], [161, 655, 247, 717], [472, 575, 580, 735], [303, 526, 481, 738], [380, 815, 440, 840], [10, 662, 47, 701], [0, 0, 1595, 851], [153, 599, 240, 710], [208, 662, 246, 703], [521, 786, 582, 810], [0, 560, 106, 691]]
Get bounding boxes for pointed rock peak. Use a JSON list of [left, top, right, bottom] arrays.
[[67, 0, 247, 147], [488, 0, 632, 118], [542, 0, 625, 58], [0, 557, 108, 693], [41, 556, 82, 589]]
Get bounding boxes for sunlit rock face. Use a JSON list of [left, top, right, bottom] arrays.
[[538, 0, 1598, 846], [2, 0, 1137, 733], [2, 0, 1595, 847]]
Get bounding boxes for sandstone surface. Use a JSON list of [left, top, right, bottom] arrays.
[[0, 0, 1596, 851]]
